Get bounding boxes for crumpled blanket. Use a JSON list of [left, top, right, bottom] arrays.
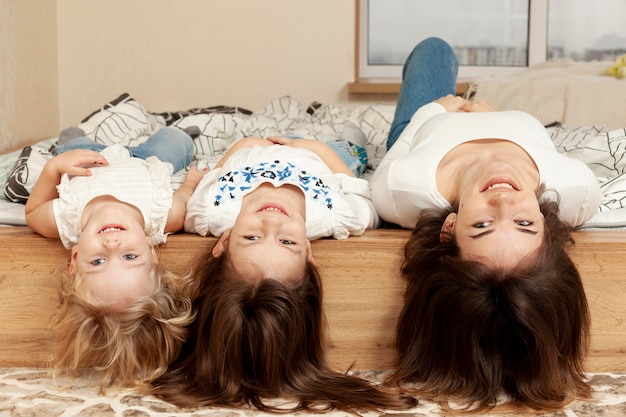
[[2, 93, 626, 229]]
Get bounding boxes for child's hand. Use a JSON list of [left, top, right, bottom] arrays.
[[48, 149, 109, 177], [266, 136, 296, 146], [26, 149, 107, 237], [184, 165, 209, 189], [167, 165, 210, 233]]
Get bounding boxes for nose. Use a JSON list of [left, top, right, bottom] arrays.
[[102, 238, 121, 248], [488, 191, 520, 207], [260, 215, 286, 235], [261, 215, 284, 225]]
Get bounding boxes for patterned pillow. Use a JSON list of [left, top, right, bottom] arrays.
[[3, 146, 52, 204], [3, 93, 161, 203], [76, 92, 164, 147], [154, 104, 252, 125]]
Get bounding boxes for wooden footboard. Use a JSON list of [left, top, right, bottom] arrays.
[[0, 227, 625, 372]]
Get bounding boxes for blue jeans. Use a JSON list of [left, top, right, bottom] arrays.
[[326, 139, 368, 177], [53, 126, 194, 172], [283, 135, 368, 177], [387, 37, 459, 150]]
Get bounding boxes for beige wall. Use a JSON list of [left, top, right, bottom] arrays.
[[56, 0, 376, 129], [1, 0, 392, 152], [0, 0, 59, 152]]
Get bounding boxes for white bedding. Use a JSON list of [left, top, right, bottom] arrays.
[[1, 94, 625, 230]]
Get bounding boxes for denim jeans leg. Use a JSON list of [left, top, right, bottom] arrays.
[[130, 127, 195, 172], [52, 137, 107, 155], [387, 37, 459, 150], [326, 139, 368, 177]]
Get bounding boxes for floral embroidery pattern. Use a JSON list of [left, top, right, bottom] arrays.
[[214, 160, 333, 210]]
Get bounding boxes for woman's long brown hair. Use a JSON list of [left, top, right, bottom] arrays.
[[387, 199, 591, 413], [150, 251, 417, 413]]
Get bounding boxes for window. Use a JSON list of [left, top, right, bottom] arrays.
[[357, 0, 626, 81]]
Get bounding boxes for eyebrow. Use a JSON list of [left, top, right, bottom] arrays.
[[470, 228, 539, 239]]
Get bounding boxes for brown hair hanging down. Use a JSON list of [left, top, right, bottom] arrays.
[[149, 250, 417, 414], [388, 198, 591, 414]]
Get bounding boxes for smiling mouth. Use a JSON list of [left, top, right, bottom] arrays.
[[98, 225, 126, 233], [482, 179, 520, 192], [258, 204, 288, 215]]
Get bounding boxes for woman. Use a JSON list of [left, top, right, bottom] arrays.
[[370, 37, 602, 412]]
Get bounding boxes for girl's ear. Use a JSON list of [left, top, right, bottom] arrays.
[[68, 246, 78, 274], [146, 236, 158, 260], [305, 239, 316, 266], [440, 212, 456, 243], [212, 228, 232, 258]]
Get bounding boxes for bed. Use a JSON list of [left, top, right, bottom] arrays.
[[3, 87, 626, 229], [1, 60, 626, 415]]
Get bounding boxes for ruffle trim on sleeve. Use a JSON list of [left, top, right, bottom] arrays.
[[332, 174, 375, 238], [55, 176, 83, 249], [144, 156, 174, 245]]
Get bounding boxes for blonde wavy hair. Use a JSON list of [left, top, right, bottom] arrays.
[[51, 262, 196, 390]]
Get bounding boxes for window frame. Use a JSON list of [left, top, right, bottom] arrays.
[[356, 0, 549, 81]]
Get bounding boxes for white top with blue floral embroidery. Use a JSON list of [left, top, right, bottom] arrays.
[[185, 144, 379, 240]]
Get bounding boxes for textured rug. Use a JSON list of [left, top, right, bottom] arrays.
[[2, 369, 626, 417]]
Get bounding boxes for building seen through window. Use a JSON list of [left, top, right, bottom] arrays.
[[361, 0, 626, 78]]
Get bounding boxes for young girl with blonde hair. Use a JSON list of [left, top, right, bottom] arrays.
[[25, 129, 205, 388]]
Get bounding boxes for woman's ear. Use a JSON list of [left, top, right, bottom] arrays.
[[440, 212, 456, 243], [212, 229, 232, 258]]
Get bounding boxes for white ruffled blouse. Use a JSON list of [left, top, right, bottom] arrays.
[[52, 144, 174, 249]]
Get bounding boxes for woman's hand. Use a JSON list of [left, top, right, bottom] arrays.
[[434, 95, 498, 113], [468, 100, 497, 112], [434, 94, 472, 112]]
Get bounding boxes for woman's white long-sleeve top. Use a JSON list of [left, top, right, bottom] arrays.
[[370, 103, 602, 228]]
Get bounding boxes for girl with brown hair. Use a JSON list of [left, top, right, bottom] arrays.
[[149, 136, 417, 413]]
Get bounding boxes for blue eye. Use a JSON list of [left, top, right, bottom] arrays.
[[245, 236, 260, 241], [280, 239, 295, 245], [90, 258, 105, 265], [123, 254, 138, 260]]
